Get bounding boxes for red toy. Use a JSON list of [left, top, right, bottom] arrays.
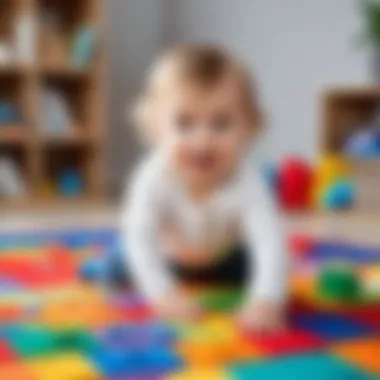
[[278, 157, 313, 210]]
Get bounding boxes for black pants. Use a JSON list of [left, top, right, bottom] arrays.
[[170, 244, 250, 286], [104, 243, 251, 289]]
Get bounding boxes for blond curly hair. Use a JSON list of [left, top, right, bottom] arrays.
[[132, 44, 264, 140]]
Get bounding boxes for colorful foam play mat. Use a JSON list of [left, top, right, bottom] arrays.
[[0, 229, 379, 379]]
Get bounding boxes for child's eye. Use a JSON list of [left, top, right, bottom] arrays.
[[211, 112, 232, 133], [175, 112, 195, 133]]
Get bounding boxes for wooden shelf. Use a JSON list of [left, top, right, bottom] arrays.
[[0, 128, 29, 146], [39, 132, 92, 146], [321, 86, 380, 211], [0, 0, 106, 208], [41, 65, 92, 79]]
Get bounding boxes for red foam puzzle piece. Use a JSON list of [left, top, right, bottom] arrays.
[[0, 244, 78, 289], [246, 328, 326, 356], [0, 306, 23, 323], [118, 304, 155, 322], [0, 340, 16, 363], [289, 234, 315, 256], [345, 307, 380, 331]]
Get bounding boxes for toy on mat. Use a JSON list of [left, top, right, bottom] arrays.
[[323, 179, 356, 210], [80, 239, 130, 289], [57, 168, 84, 197], [278, 157, 313, 210], [317, 263, 361, 302], [312, 154, 355, 210]]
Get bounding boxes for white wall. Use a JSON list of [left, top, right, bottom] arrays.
[[166, 0, 370, 162], [107, 0, 165, 193]]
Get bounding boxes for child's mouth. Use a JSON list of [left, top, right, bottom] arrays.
[[191, 152, 217, 171]]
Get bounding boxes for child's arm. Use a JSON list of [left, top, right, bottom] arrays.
[[121, 159, 201, 319], [239, 167, 288, 331]]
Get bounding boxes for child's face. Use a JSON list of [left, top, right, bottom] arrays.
[[157, 74, 253, 188]]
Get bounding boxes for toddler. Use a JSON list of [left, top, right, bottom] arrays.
[[122, 45, 287, 332]]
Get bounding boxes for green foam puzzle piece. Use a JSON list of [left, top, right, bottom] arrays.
[[199, 288, 243, 311], [228, 354, 374, 380], [52, 329, 99, 353], [7, 327, 57, 358], [6, 327, 98, 358]]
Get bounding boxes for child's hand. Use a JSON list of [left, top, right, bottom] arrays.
[[236, 300, 286, 333], [154, 290, 203, 321]]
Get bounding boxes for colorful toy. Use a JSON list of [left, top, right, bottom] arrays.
[[323, 179, 356, 210], [0, 229, 379, 379], [57, 168, 85, 197], [312, 154, 353, 210], [0, 157, 27, 197], [0, 102, 22, 125], [278, 157, 313, 210], [317, 263, 361, 302], [71, 25, 97, 68], [344, 129, 380, 158], [42, 88, 73, 135]]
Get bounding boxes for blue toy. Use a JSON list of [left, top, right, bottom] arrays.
[[72, 26, 97, 68], [323, 179, 355, 210], [0, 101, 22, 125], [344, 129, 380, 158], [57, 168, 84, 197], [79, 238, 130, 288]]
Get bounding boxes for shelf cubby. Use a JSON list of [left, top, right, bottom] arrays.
[[321, 87, 380, 211], [0, 0, 105, 208]]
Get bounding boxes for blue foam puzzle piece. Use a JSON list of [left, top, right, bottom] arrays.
[[90, 346, 182, 377], [291, 313, 372, 340], [99, 323, 176, 349], [0, 228, 117, 250], [228, 353, 374, 380]]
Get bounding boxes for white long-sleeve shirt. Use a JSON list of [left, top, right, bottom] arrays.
[[122, 150, 287, 305]]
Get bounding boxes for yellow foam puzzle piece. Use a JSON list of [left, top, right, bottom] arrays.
[[27, 353, 101, 380], [174, 314, 238, 343]]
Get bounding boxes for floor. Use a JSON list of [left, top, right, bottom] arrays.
[[2, 206, 380, 246]]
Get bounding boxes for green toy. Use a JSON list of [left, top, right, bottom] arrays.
[[317, 263, 361, 302]]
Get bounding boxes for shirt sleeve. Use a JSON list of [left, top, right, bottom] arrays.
[[241, 167, 288, 304], [120, 158, 176, 304]]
